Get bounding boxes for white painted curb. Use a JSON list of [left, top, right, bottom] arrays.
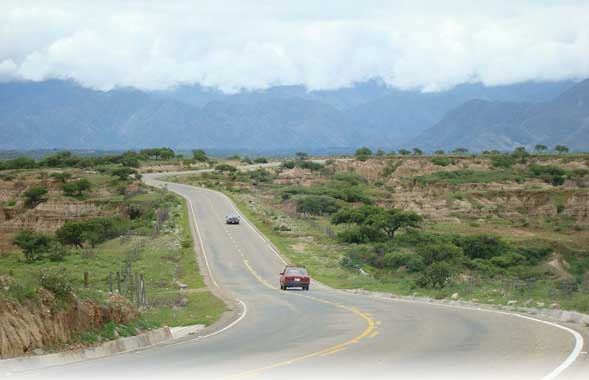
[[0, 328, 172, 374]]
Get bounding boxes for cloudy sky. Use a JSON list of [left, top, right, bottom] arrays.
[[1, 0, 588, 92]]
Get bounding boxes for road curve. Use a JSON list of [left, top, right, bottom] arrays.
[[10, 170, 587, 380]]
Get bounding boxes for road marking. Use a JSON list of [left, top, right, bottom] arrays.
[[341, 291, 585, 380], [319, 347, 347, 357], [196, 298, 248, 340], [187, 198, 219, 288], [230, 255, 376, 380]]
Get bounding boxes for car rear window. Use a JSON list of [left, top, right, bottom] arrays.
[[286, 268, 307, 275]]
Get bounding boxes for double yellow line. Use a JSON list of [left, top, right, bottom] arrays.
[[227, 257, 376, 379]]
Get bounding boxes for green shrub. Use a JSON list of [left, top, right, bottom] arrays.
[[296, 195, 340, 215], [253, 157, 268, 164], [416, 242, 464, 266], [13, 230, 54, 262], [430, 157, 452, 166], [453, 235, 508, 260], [62, 178, 91, 196], [337, 225, 386, 244], [490, 253, 527, 268], [529, 165, 567, 186], [490, 155, 515, 168], [24, 186, 48, 208], [383, 252, 425, 272], [38, 268, 73, 301], [467, 258, 498, 276], [417, 262, 454, 288]]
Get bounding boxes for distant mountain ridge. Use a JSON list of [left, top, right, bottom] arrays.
[[0, 78, 584, 153], [410, 79, 589, 152]]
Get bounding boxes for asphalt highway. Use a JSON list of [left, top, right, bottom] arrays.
[[8, 169, 587, 380]]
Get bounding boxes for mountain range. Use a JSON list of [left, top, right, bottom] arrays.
[[0, 78, 586, 153]]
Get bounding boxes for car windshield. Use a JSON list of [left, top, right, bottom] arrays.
[[286, 268, 307, 275]]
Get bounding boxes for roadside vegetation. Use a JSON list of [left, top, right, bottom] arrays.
[[168, 147, 589, 312], [0, 148, 224, 352]]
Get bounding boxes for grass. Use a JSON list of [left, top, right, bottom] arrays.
[[0, 189, 224, 328]]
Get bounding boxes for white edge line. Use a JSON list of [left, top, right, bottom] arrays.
[[187, 198, 219, 288], [197, 299, 248, 340], [347, 292, 584, 379], [158, 175, 585, 377]]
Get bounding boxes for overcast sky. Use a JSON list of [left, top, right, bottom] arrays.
[[1, 0, 588, 92]]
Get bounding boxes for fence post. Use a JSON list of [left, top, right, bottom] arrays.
[[135, 273, 141, 308], [140, 273, 146, 306], [84, 272, 89, 289], [109, 272, 113, 293], [116, 271, 121, 293]]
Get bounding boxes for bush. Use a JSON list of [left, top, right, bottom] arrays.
[[383, 252, 425, 272], [281, 160, 296, 169], [24, 186, 48, 208], [50, 172, 72, 182], [417, 262, 454, 288], [111, 167, 138, 181], [57, 217, 129, 248], [490, 253, 527, 268], [416, 242, 464, 266], [529, 165, 567, 186], [62, 178, 91, 196], [467, 258, 498, 276], [296, 195, 340, 215], [515, 245, 552, 264], [337, 225, 386, 244], [253, 157, 268, 164], [38, 268, 73, 300], [430, 157, 452, 166], [490, 155, 515, 169], [13, 230, 55, 262], [453, 235, 507, 260]]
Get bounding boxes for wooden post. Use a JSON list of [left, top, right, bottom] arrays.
[[109, 272, 113, 293], [84, 272, 89, 289], [140, 273, 146, 306], [135, 273, 141, 308]]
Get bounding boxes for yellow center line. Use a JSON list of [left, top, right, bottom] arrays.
[[227, 257, 376, 380], [199, 194, 377, 379]]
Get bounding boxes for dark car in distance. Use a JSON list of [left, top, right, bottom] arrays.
[[226, 214, 240, 224], [280, 266, 310, 290]]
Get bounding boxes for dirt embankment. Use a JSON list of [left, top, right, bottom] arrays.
[[0, 289, 138, 359]]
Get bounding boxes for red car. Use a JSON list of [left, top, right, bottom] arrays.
[[280, 266, 310, 290]]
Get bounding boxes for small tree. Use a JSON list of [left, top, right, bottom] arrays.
[[366, 209, 423, 240], [62, 178, 91, 197], [398, 149, 411, 155], [215, 164, 237, 174], [412, 148, 423, 156], [555, 145, 569, 154], [534, 144, 547, 154], [49, 172, 72, 183], [452, 147, 469, 154], [511, 146, 530, 163], [295, 152, 309, 161], [355, 147, 373, 157], [253, 157, 268, 164], [434, 150, 445, 155], [56, 221, 86, 248], [13, 230, 54, 262], [375, 149, 386, 157], [111, 167, 138, 181], [192, 149, 209, 162], [24, 187, 48, 208]]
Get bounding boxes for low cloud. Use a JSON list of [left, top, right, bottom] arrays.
[[1, 0, 588, 92]]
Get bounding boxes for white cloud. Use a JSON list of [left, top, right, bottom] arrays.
[[1, 0, 588, 92]]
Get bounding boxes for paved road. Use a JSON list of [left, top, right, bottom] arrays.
[[11, 170, 587, 380]]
